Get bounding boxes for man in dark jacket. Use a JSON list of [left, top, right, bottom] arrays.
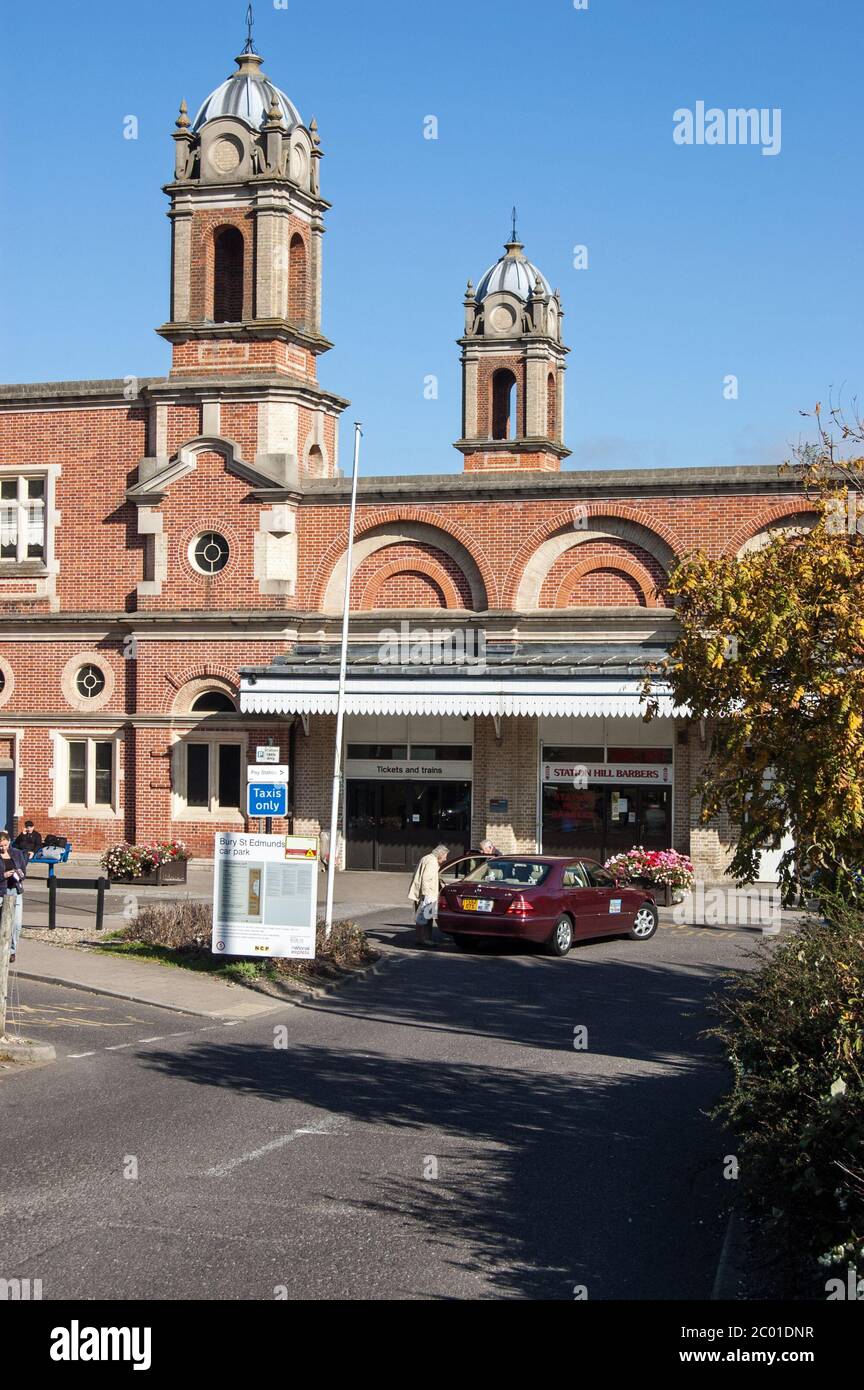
[[0, 830, 27, 963], [13, 820, 42, 861]]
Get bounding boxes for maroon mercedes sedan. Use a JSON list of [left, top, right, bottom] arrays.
[[436, 855, 658, 956]]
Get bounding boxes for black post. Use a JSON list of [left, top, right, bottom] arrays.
[[48, 876, 57, 931], [265, 816, 273, 835], [95, 877, 107, 933]]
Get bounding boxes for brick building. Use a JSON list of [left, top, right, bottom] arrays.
[[0, 39, 812, 880]]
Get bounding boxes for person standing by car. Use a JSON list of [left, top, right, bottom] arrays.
[[0, 829, 27, 964], [408, 844, 449, 948], [479, 839, 501, 857], [13, 819, 43, 862]]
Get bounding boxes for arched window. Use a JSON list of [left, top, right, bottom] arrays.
[[191, 690, 237, 713], [306, 445, 325, 478], [213, 227, 244, 323], [547, 371, 557, 439], [288, 233, 308, 326], [491, 368, 518, 441]]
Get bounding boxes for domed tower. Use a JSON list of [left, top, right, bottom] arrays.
[[456, 226, 569, 473], [155, 30, 346, 480]]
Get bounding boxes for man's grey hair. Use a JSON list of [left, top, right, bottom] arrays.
[[433, 844, 449, 860], [479, 840, 496, 853]]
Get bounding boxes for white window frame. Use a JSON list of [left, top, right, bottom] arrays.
[[171, 735, 246, 823], [52, 733, 121, 818], [0, 471, 48, 566]]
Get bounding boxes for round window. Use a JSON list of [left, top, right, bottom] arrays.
[[76, 664, 106, 700], [191, 533, 230, 575]]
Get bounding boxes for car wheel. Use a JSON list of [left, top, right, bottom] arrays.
[[629, 903, 658, 940], [544, 915, 574, 957]]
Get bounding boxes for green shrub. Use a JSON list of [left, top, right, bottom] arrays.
[[710, 896, 864, 1267]]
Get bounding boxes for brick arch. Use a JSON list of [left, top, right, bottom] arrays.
[[554, 554, 659, 608], [164, 667, 240, 716], [503, 504, 682, 608], [310, 507, 497, 610], [722, 501, 819, 557], [360, 558, 462, 610]]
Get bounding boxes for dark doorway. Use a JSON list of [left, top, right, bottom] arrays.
[[346, 780, 471, 870]]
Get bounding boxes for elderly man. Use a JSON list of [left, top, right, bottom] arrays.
[[479, 839, 501, 857], [408, 843, 449, 948]]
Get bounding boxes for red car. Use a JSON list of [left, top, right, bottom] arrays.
[[437, 855, 658, 956]]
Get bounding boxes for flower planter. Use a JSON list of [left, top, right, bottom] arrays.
[[112, 861, 188, 887]]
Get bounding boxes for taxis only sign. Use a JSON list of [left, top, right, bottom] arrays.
[[212, 834, 319, 959]]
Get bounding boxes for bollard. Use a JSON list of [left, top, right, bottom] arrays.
[[0, 894, 15, 1037], [48, 876, 57, 931], [95, 878, 107, 933]]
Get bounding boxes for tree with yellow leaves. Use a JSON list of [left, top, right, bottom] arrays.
[[645, 402, 864, 896]]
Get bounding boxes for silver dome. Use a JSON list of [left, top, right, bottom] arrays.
[[475, 241, 553, 303], [193, 53, 302, 132]]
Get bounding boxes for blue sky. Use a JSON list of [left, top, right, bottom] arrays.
[[1, 0, 861, 475]]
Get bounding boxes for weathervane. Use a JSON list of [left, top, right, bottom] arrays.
[[243, 3, 255, 54]]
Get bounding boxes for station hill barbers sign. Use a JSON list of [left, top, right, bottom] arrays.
[[543, 763, 673, 785]]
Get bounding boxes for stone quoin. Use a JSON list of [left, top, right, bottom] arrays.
[[0, 32, 811, 880]]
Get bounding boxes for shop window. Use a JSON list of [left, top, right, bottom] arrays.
[[606, 747, 673, 764], [65, 739, 115, 810], [543, 746, 604, 763], [409, 745, 472, 761], [347, 744, 408, 760]]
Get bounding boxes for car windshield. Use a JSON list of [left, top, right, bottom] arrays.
[[463, 859, 551, 887]]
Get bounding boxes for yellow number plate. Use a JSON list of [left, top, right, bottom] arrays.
[[462, 899, 479, 911]]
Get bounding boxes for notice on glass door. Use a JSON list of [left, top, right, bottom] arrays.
[[212, 833, 319, 959]]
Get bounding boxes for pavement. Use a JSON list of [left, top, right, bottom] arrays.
[[0, 907, 763, 1300]]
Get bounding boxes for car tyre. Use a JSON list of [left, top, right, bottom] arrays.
[[629, 903, 658, 941], [544, 915, 574, 957]]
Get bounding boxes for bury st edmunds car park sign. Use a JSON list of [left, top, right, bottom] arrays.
[[212, 834, 319, 959]]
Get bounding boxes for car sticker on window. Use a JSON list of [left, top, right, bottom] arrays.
[[609, 899, 622, 914]]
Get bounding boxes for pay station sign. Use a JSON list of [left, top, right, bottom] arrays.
[[212, 833, 319, 959], [246, 764, 290, 784]]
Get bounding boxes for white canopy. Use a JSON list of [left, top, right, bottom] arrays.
[[240, 676, 684, 719]]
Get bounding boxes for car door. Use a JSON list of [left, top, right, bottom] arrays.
[[561, 861, 602, 936], [579, 859, 624, 933]]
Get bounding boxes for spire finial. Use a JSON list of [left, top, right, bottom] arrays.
[[175, 99, 190, 131], [243, 3, 256, 55], [511, 205, 518, 243]]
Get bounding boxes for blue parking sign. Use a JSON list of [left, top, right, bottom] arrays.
[[247, 782, 288, 818]]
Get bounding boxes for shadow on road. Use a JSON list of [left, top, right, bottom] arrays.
[[143, 949, 734, 1298]]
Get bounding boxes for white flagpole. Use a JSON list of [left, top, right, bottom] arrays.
[[324, 422, 362, 939]]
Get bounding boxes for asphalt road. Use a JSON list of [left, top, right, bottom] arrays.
[[0, 912, 764, 1301]]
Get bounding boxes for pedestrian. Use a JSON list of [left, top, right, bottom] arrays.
[[479, 838, 501, 857], [408, 843, 449, 948], [13, 819, 43, 861], [0, 829, 27, 965]]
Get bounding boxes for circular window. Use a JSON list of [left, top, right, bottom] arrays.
[[191, 533, 230, 575], [0, 670, 4, 695], [191, 690, 236, 713], [76, 664, 106, 700]]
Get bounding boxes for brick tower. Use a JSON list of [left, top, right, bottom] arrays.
[[456, 225, 570, 472], [153, 29, 346, 482]]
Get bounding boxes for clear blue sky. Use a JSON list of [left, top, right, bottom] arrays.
[[1, 0, 861, 475]]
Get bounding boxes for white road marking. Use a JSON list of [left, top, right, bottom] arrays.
[[137, 1036, 165, 1043], [105, 1043, 132, 1051], [204, 1117, 345, 1178], [66, 1051, 96, 1059]]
